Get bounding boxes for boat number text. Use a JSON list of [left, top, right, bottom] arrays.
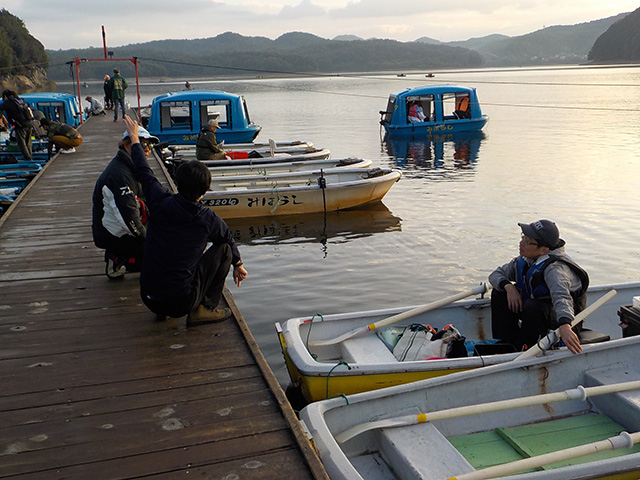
[[202, 198, 240, 207]]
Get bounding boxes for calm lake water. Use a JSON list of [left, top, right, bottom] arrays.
[[64, 66, 640, 385]]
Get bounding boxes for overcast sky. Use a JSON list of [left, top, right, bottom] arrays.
[[9, 0, 640, 51]]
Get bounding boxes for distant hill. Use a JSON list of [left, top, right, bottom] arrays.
[[332, 34, 363, 42], [449, 14, 628, 66], [45, 32, 483, 80], [414, 37, 442, 45], [43, 12, 634, 80], [589, 6, 640, 62]]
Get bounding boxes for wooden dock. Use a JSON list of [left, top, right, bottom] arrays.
[[0, 115, 328, 479]]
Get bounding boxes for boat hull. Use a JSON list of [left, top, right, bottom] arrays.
[[300, 335, 640, 480], [208, 158, 371, 177], [278, 282, 640, 402], [202, 168, 401, 219]]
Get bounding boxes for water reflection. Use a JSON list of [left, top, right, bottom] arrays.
[[225, 203, 402, 250], [382, 131, 486, 179]]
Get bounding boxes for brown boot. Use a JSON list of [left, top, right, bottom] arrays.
[[187, 304, 232, 326]]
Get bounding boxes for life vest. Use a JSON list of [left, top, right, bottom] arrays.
[[515, 255, 589, 312], [455, 96, 469, 112]]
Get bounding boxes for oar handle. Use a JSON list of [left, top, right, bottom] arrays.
[[368, 283, 488, 332], [308, 283, 488, 347], [450, 431, 640, 480], [335, 379, 640, 444], [516, 289, 617, 360]]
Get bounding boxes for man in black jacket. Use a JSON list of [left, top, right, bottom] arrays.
[[92, 125, 157, 279], [0, 89, 33, 161], [122, 115, 248, 325]]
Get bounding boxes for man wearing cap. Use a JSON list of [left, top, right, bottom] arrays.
[[196, 119, 226, 160], [109, 68, 128, 122], [91, 124, 158, 279], [488, 219, 590, 354]]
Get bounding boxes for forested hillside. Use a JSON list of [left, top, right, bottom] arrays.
[[449, 14, 628, 66], [0, 9, 54, 92], [588, 6, 640, 62], [46, 32, 483, 80]]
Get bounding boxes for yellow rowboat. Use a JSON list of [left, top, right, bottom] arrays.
[[201, 167, 401, 219], [276, 282, 640, 403], [300, 334, 640, 480]]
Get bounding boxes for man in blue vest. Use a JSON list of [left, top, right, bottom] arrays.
[[488, 219, 589, 354]]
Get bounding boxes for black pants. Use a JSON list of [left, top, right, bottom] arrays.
[[102, 235, 145, 272], [142, 243, 232, 318], [491, 288, 558, 351]]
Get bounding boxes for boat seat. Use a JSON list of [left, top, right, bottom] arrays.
[[379, 416, 474, 480], [340, 333, 398, 364], [584, 365, 640, 432], [578, 328, 610, 344]]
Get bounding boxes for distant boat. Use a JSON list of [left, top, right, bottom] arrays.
[[396, 73, 406, 77], [379, 85, 489, 136], [425, 72, 435, 78]]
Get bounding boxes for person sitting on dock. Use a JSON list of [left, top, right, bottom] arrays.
[[40, 118, 83, 157], [488, 219, 589, 355], [122, 115, 248, 325], [91, 124, 157, 279], [196, 119, 226, 160], [85, 96, 106, 116]]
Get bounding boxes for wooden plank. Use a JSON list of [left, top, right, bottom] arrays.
[[0, 115, 327, 480]]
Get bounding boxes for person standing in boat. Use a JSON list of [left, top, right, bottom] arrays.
[[122, 115, 247, 325], [92, 125, 158, 279], [109, 69, 128, 122], [196, 119, 226, 160], [488, 219, 589, 354]]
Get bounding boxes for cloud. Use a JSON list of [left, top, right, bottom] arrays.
[[278, 0, 326, 18]]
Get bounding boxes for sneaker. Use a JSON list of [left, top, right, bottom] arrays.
[[60, 148, 76, 154], [113, 119, 118, 123], [187, 304, 232, 326], [105, 256, 126, 279]]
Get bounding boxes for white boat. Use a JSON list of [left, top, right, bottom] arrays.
[[300, 334, 640, 480], [163, 139, 331, 163], [207, 157, 372, 177], [277, 282, 640, 403], [201, 167, 401, 219]]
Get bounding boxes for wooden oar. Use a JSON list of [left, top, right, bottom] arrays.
[[515, 289, 617, 360], [308, 284, 488, 347], [449, 431, 640, 480], [335, 379, 640, 443]]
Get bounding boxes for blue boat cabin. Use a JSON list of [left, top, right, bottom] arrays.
[[380, 85, 488, 136], [144, 90, 262, 145], [21, 93, 85, 128]]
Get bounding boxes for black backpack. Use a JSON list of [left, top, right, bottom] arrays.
[[10, 97, 34, 127]]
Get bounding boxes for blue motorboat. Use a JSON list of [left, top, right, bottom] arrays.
[[379, 85, 488, 136], [21, 92, 86, 128], [143, 90, 261, 145]]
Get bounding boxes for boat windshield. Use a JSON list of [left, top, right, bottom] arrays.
[[406, 95, 434, 123], [200, 99, 230, 129], [443, 92, 471, 121], [380, 96, 396, 123], [159, 101, 192, 132]]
